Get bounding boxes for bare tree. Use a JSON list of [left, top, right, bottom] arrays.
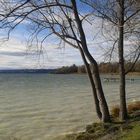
[[0, 0, 111, 122], [81, 0, 140, 121]]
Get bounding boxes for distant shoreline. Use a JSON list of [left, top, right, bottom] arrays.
[[0, 69, 140, 75], [0, 69, 55, 74]]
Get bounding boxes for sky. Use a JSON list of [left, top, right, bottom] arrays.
[[0, 1, 138, 69], [0, 23, 105, 69], [0, 1, 113, 69]]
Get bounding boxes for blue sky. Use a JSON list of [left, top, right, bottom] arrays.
[[0, 0, 137, 69], [0, 1, 112, 69], [0, 23, 105, 69]]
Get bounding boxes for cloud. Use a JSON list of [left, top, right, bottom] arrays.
[[0, 17, 114, 69], [0, 37, 84, 69], [0, 51, 27, 56], [0, 31, 107, 69]]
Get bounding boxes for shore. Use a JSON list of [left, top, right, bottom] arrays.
[[62, 112, 140, 140], [62, 101, 140, 140]]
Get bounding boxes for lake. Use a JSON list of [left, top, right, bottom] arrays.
[[0, 74, 139, 140]]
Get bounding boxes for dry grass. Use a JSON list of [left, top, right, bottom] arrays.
[[128, 101, 140, 113], [111, 101, 140, 118], [111, 105, 120, 118]]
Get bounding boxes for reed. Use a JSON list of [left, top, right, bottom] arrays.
[[111, 101, 140, 118]]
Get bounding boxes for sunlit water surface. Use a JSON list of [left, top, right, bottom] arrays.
[[0, 74, 139, 140]]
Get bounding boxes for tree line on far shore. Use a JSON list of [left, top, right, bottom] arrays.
[[54, 61, 140, 74]]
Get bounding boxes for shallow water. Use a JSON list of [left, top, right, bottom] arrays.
[[0, 74, 139, 140]]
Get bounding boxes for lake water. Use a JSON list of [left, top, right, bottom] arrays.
[[0, 74, 139, 140]]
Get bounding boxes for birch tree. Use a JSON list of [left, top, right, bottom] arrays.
[[81, 0, 140, 120], [0, 0, 111, 122]]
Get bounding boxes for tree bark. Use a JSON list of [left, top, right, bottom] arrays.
[[118, 0, 128, 120], [78, 46, 102, 120], [71, 0, 111, 122]]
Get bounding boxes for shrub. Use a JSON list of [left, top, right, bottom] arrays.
[[128, 101, 140, 113], [111, 101, 140, 118], [111, 105, 120, 118]]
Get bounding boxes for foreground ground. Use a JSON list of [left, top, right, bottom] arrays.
[[60, 102, 140, 140]]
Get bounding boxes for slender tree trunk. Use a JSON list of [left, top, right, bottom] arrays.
[[86, 53, 111, 122], [91, 62, 111, 122], [84, 49, 110, 122], [78, 46, 102, 120], [118, 0, 128, 120], [79, 43, 111, 122], [71, 0, 111, 122]]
